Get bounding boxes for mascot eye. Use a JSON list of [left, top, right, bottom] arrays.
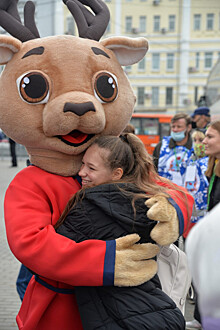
[[16, 72, 50, 104], [94, 72, 118, 103]]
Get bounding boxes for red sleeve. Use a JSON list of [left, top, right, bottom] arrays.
[[4, 166, 115, 286], [156, 178, 194, 235]]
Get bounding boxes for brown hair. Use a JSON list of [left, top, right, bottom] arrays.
[[171, 112, 192, 126], [205, 120, 220, 178], [55, 133, 188, 229]]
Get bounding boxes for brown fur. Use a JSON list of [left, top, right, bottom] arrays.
[[146, 196, 179, 245]]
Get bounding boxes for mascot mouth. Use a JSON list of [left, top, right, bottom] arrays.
[[57, 130, 94, 147]]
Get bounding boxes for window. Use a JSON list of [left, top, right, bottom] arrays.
[[152, 87, 159, 106], [193, 14, 201, 31], [161, 123, 171, 137], [130, 118, 142, 134], [169, 15, 175, 31], [167, 53, 174, 70], [195, 52, 200, 69], [204, 52, 213, 69], [137, 87, 145, 105], [207, 13, 214, 30], [153, 16, 160, 32], [130, 117, 159, 135], [166, 87, 173, 105], [152, 53, 160, 70], [125, 16, 132, 32], [139, 16, 146, 32], [142, 118, 159, 135], [66, 16, 75, 35], [138, 58, 145, 71]]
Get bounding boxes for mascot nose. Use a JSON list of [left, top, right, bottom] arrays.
[[63, 102, 96, 116]]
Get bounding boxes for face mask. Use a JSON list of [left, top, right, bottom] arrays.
[[192, 121, 197, 129], [193, 143, 206, 158], [171, 130, 186, 142]]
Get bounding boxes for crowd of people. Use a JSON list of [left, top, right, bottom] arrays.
[[152, 107, 220, 330]]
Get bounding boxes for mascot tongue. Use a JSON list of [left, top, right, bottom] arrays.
[[60, 130, 90, 144]]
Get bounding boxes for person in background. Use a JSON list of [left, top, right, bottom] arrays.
[[186, 120, 220, 330], [153, 113, 193, 188], [55, 134, 186, 329], [9, 137, 17, 167], [183, 130, 209, 237], [191, 106, 210, 133]]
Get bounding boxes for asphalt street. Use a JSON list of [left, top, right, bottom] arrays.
[[0, 156, 194, 329]]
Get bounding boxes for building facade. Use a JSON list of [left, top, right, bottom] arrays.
[[94, 0, 220, 115]]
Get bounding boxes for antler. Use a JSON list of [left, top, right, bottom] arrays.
[[0, 0, 40, 42], [63, 0, 110, 41]]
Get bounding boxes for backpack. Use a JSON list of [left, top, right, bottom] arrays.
[[157, 243, 191, 315]]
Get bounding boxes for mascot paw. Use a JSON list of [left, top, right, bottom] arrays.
[[145, 195, 179, 246], [114, 234, 159, 286]]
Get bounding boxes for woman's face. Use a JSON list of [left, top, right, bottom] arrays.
[[203, 126, 220, 159], [78, 144, 116, 187], [193, 135, 204, 144]]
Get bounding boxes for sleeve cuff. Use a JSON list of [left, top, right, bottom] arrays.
[[103, 240, 116, 286], [168, 197, 184, 235]]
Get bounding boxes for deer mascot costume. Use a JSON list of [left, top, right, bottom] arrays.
[[0, 1, 193, 329]]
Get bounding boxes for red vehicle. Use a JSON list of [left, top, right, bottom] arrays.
[[130, 113, 173, 154]]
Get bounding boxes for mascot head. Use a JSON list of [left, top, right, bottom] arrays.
[[0, 0, 148, 175]]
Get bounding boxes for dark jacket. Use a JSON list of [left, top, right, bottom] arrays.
[[56, 183, 185, 330], [208, 175, 220, 211]]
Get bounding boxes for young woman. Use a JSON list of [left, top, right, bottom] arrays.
[[55, 133, 186, 330], [184, 130, 209, 310], [183, 130, 209, 235], [204, 120, 220, 210]]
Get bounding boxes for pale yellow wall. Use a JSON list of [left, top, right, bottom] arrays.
[[103, 0, 220, 114]]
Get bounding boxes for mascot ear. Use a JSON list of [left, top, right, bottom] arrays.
[[0, 35, 22, 64], [101, 36, 148, 66]]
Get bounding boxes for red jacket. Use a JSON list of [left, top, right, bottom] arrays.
[[4, 166, 193, 329]]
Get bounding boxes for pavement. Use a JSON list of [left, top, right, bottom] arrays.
[[0, 156, 195, 329], [0, 158, 27, 330]]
